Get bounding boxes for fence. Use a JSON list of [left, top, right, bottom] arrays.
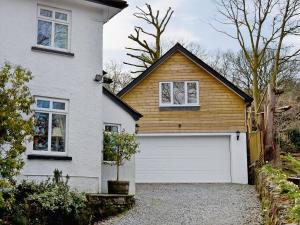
[[249, 131, 263, 163]]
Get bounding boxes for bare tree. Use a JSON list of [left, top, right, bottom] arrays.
[[124, 4, 174, 73], [104, 61, 133, 94], [212, 49, 300, 95], [161, 39, 209, 59], [215, 0, 300, 117]]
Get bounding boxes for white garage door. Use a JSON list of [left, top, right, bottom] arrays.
[[136, 136, 231, 183]]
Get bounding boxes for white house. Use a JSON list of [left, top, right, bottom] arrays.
[[0, 0, 139, 194]]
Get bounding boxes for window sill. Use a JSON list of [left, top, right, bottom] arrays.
[[31, 46, 75, 57], [27, 154, 72, 161], [102, 161, 116, 165], [159, 106, 200, 111]]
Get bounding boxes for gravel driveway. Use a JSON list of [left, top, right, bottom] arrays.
[[99, 184, 262, 225]]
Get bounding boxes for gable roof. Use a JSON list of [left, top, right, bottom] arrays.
[[117, 43, 253, 104], [103, 86, 142, 121], [86, 0, 128, 9]]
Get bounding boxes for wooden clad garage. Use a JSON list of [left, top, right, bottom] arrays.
[[118, 43, 253, 184]]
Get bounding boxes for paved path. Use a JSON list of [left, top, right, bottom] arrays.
[[99, 184, 262, 225]]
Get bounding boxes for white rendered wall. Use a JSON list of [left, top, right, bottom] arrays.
[[230, 132, 248, 184], [102, 94, 137, 195], [0, 0, 112, 193]]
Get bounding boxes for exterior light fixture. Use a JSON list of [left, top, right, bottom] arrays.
[[94, 74, 113, 84], [135, 124, 140, 134], [236, 130, 240, 141]]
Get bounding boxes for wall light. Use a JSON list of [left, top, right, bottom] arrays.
[[135, 124, 140, 134], [236, 130, 240, 141]]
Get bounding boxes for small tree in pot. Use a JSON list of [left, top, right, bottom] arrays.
[[103, 130, 139, 195]]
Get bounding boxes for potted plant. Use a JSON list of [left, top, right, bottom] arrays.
[[103, 130, 139, 195]]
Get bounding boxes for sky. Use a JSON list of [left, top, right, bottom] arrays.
[[103, 0, 300, 70], [103, 0, 240, 67]]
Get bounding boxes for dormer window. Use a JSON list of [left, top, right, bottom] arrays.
[[37, 6, 71, 50], [159, 81, 199, 107]]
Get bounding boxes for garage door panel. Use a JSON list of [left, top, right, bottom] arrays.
[[137, 170, 231, 183], [136, 136, 231, 183], [136, 158, 226, 170]]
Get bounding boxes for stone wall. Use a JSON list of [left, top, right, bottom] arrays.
[[87, 194, 135, 220], [256, 169, 297, 225]]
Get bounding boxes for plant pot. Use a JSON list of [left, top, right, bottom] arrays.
[[108, 180, 129, 195]]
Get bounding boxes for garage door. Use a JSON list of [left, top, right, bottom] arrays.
[[136, 136, 231, 183]]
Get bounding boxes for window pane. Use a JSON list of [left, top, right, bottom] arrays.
[[187, 82, 198, 104], [54, 24, 68, 49], [37, 100, 50, 109], [37, 20, 52, 46], [53, 102, 65, 110], [105, 125, 119, 133], [161, 83, 171, 103], [33, 113, 49, 151], [173, 82, 185, 105], [55, 12, 68, 21], [40, 9, 53, 18], [51, 114, 66, 152]]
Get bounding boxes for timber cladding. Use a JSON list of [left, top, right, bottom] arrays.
[[122, 51, 247, 133]]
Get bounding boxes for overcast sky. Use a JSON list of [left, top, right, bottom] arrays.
[[103, 0, 300, 70], [103, 0, 239, 65]]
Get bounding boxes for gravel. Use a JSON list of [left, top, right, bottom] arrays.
[[99, 184, 262, 225]]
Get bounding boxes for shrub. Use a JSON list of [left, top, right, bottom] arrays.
[[260, 163, 300, 223], [24, 170, 89, 225], [288, 129, 300, 150], [0, 64, 34, 182], [1, 170, 92, 225], [103, 130, 139, 181], [282, 154, 300, 176]]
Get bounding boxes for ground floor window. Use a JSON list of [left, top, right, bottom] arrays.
[[33, 97, 68, 153], [103, 123, 120, 161]]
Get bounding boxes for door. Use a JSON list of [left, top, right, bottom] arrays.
[[136, 135, 231, 183]]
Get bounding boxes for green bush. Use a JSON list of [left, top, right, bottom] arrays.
[[282, 154, 300, 176], [288, 129, 300, 150], [260, 164, 300, 223], [1, 170, 93, 225], [103, 130, 139, 181], [25, 170, 89, 225]]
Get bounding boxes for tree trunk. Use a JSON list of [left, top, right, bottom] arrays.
[[116, 146, 120, 181], [116, 163, 120, 181], [252, 71, 260, 125], [264, 83, 280, 167]]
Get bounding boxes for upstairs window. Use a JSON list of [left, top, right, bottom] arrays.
[[33, 98, 68, 153], [37, 6, 71, 50], [159, 81, 199, 107]]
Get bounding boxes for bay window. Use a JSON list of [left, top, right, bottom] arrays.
[[159, 81, 199, 107], [37, 6, 71, 50], [33, 98, 68, 154]]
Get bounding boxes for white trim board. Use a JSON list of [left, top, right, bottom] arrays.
[[138, 132, 245, 137]]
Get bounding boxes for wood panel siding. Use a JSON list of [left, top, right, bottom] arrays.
[[122, 52, 247, 133]]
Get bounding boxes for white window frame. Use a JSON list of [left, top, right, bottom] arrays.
[[103, 123, 121, 163], [36, 5, 72, 51], [32, 97, 69, 156], [159, 81, 200, 107]]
